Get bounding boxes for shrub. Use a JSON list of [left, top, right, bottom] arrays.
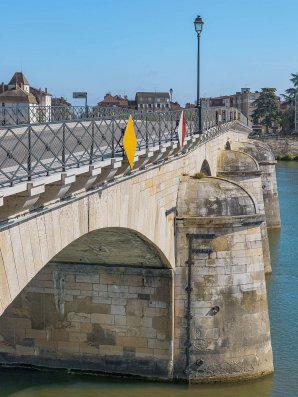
[[276, 155, 282, 161], [283, 152, 294, 161], [192, 172, 205, 179]]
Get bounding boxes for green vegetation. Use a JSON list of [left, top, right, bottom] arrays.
[[281, 72, 298, 106], [276, 152, 298, 161], [192, 172, 205, 179], [252, 88, 281, 133]]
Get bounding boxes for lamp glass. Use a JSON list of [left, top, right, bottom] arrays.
[[195, 22, 203, 33]]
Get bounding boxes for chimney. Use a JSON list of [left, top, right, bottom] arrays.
[[20, 83, 23, 89], [124, 95, 128, 100], [45, 88, 47, 93], [39, 88, 41, 93], [1, 82, 4, 93]]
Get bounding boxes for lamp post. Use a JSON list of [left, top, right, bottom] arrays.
[[194, 15, 204, 133], [170, 88, 173, 111]]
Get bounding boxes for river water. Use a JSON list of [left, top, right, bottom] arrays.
[[0, 161, 297, 397]]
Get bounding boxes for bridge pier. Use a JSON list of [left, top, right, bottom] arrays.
[[217, 150, 272, 273], [232, 141, 281, 229], [174, 176, 273, 382]]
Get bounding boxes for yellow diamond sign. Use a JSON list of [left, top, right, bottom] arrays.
[[123, 115, 137, 169]]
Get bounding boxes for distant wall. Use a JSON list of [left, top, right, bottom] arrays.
[[0, 263, 174, 379], [255, 138, 298, 156]]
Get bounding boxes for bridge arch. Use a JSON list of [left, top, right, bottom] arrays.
[[50, 227, 172, 268], [0, 225, 174, 377], [225, 140, 231, 150], [200, 159, 211, 176]]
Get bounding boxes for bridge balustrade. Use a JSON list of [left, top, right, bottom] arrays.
[[0, 107, 249, 188]]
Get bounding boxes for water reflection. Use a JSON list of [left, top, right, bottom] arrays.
[[1, 162, 298, 397], [0, 370, 274, 397]]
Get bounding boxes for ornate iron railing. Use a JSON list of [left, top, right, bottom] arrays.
[[0, 107, 250, 188], [0, 105, 141, 127]]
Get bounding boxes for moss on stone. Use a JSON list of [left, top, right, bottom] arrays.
[[192, 172, 205, 179]]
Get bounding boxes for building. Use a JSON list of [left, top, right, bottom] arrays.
[[52, 97, 72, 107], [0, 72, 52, 124], [97, 92, 174, 112], [185, 103, 195, 109], [200, 88, 261, 122], [97, 94, 129, 109], [135, 92, 170, 111], [171, 101, 183, 110]]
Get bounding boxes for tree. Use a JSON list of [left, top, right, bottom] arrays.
[[252, 88, 281, 133], [280, 106, 295, 135], [281, 73, 298, 106]]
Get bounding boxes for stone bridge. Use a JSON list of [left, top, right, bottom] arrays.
[[0, 111, 280, 383]]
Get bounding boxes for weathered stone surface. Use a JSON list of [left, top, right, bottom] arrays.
[[217, 150, 272, 273], [232, 140, 281, 228], [0, 263, 173, 379], [175, 176, 273, 382]]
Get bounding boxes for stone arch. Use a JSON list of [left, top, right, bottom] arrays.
[[225, 141, 231, 150], [200, 159, 211, 176], [0, 226, 174, 377], [50, 227, 172, 268]]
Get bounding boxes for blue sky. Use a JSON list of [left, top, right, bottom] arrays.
[[1, 0, 298, 106]]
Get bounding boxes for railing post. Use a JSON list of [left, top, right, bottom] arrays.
[[62, 123, 66, 172], [27, 126, 32, 181], [90, 120, 94, 164], [146, 114, 148, 148], [112, 119, 115, 158], [159, 113, 161, 145]]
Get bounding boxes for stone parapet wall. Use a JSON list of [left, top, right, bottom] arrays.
[[0, 263, 174, 378]]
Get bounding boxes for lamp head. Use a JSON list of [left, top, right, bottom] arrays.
[[194, 15, 204, 35]]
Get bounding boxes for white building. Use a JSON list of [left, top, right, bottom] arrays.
[[0, 72, 52, 125]]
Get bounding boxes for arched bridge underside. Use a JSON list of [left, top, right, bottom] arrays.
[[0, 124, 279, 383]]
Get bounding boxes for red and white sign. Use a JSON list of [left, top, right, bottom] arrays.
[[178, 111, 186, 149], [218, 108, 222, 128]]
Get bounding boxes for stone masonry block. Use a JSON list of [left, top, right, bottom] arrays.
[[116, 336, 148, 348], [76, 274, 99, 284], [91, 313, 114, 325], [111, 305, 126, 315]]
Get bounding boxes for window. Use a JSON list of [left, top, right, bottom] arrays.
[[113, 105, 116, 107], [250, 111, 254, 116], [139, 97, 143, 101], [250, 103, 255, 107], [157, 104, 160, 108], [166, 98, 169, 102], [165, 104, 169, 108], [250, 95, 255, 100], [148, 98, 151, 101], [140, 104, 143, 108], [157, 98, 160, 102]]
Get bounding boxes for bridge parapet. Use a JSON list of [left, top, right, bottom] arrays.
[[0, 113, 250, 223], [0, 107, 250, 189]]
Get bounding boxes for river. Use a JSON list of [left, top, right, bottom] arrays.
[[0, 161, 297, 397]]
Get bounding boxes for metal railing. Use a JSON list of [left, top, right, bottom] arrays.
[[0, 105, 141, 128], [0, 107, 249, 188]]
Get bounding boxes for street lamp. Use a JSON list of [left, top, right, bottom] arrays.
[[194, 15, 204, 133], [170, 88, 173, 111]]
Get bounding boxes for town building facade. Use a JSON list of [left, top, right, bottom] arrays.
[[0, 72, 52, 124]]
